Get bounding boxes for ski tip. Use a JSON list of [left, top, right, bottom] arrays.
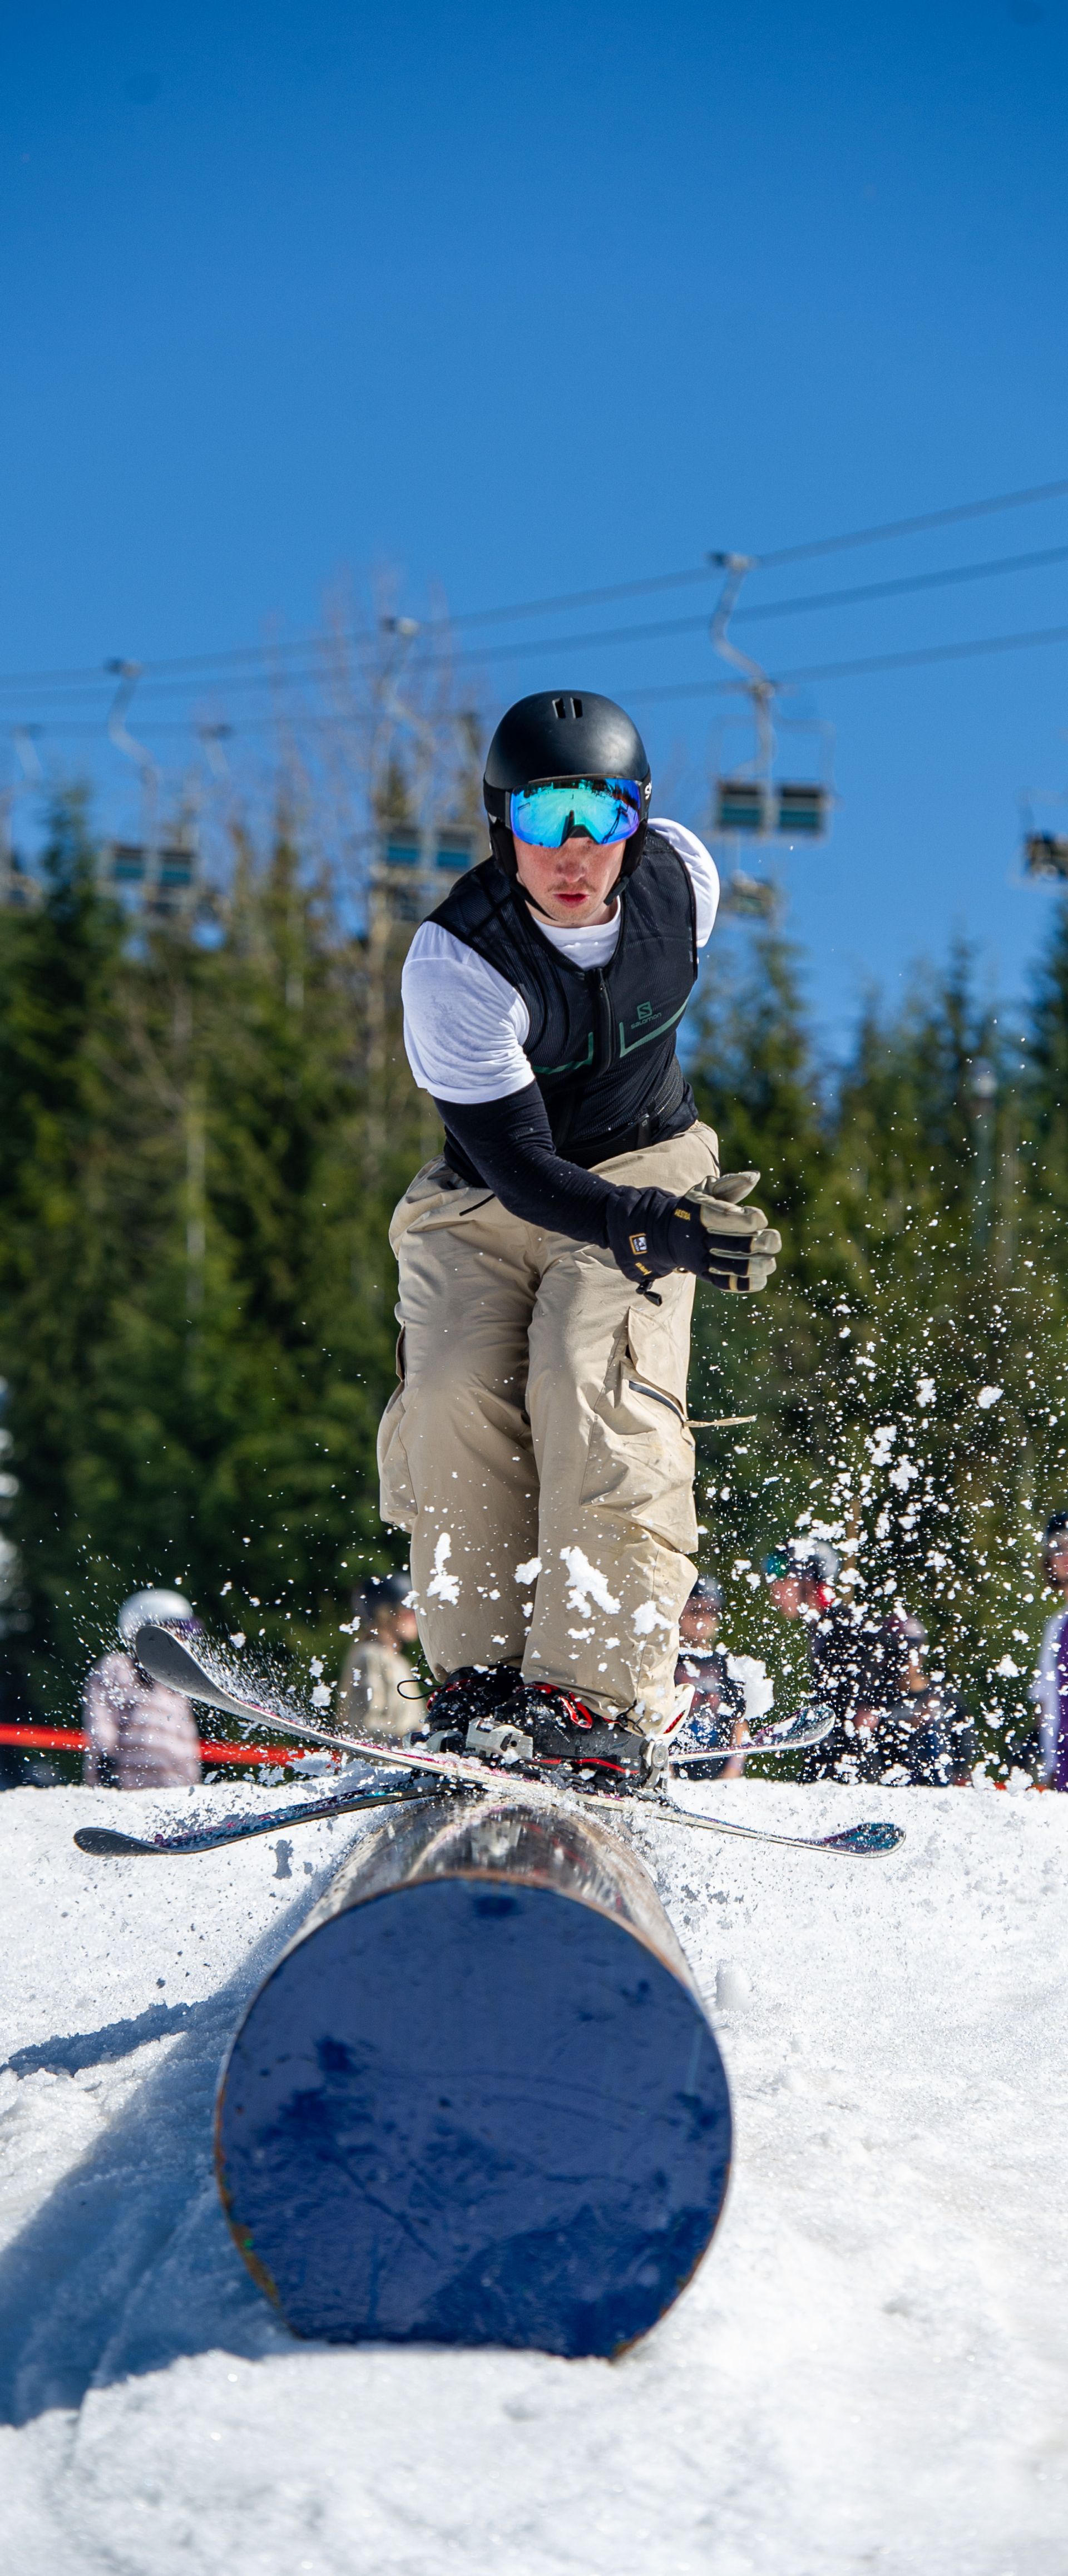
[[74, 1826, 155, 1856], [822, 1819, 905, 1854], [135, 1623, 197, 1691]]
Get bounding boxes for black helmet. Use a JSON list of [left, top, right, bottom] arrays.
[[355, 1572, 412, 1617], [687, 1574, 724, 1615], [483, 690, 652, 884]]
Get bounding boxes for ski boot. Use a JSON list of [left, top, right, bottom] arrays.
[[422, 1663, 520, 1756], [477, 1682, 665, 1795]]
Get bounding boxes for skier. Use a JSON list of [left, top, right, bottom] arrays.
[[379, 689, 779, 1790], [337, 1573, 422, 1740], [1031, 1510, 1068, 1789], [83, 1588, 202, 1790]]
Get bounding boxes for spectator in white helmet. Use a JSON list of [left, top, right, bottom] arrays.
[[83, 1589, 202, 1791]]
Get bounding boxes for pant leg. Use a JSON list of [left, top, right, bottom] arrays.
[[378, 1167, 540, 1679], [523, 1122, 720, 1733]]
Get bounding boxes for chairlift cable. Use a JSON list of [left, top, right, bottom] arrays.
[[18, 615, 1068, 742], [7, 527, 1068, 717], [626, 617, 1068, 703], [0, 473, 1067, 700]]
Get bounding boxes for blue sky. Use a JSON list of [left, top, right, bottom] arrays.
[[1, 0, 1067, 1045]]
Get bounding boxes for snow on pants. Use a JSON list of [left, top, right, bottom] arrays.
[[377, 1120, 720, 1734]]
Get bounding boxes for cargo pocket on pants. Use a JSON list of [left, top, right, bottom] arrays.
[[579, 1298, 698, 1553], [377, 1328, 417, 1527]]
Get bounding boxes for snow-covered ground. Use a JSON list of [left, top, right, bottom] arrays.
[[1, 1777, 1066, 2576]]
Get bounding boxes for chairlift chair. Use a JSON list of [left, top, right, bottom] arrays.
[[718, 871, 781, 922], [373, 822, 479, 930], [1022, 830, 1068, 882], [709, 554, 833, 847]]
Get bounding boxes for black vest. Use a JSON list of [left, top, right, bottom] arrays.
[[427, 827, 699, 1164]]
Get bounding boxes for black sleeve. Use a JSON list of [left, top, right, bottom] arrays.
[[433, 1082, 684, 1278]]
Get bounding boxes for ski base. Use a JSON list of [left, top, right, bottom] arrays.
[[669, 1704, 833, 1771], [74, 1770, 904, 1864], [656, 1800, 904, 1855], [73, 1769, 427, 1858]]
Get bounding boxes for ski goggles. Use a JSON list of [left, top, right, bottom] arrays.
[[508, 776, 644, 850]]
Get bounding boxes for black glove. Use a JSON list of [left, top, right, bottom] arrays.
[[605, 1169, 781, 1293]]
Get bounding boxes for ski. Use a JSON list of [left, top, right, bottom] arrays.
[[651, 1797, 903, 1855], [132, 1622, 507, 1790], [101, 1625, 903, 1864], [73, 1766, 903, 1862], [669, 1705, 833, 1769], [73, 1769, 430, 1859]]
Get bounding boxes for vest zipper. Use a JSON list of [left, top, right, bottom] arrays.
[[591, 969, 614, 1073]]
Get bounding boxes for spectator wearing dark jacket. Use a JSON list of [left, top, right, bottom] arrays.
[[877, 1616, 976, 1786], [765, 1538, 903, 1782]]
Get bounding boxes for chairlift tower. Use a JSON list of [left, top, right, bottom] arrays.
[[707, 554, 833, 912], [97, 661, 211, 924]]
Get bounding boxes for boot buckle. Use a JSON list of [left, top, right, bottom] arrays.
[[466, 1715, 534, 1764]]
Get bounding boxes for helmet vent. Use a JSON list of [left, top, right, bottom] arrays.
[[552, 697, 567, 719], [572, 696, 583, 717]]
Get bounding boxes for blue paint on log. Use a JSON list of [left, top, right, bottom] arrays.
[[217, 1810, 730, 2357]]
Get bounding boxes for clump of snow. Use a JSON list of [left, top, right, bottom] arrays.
[[559, 1548, 620, 1617], [916, 1376, 936, 1407], [888, 1455, 919, 1492], [976, 1385, 1003, 1410], [1, 1782, 1067, 2572], [631, 1599, 673, 1636], [514, 1558, 542, 1586], [426, 1533, 459, 1605], [724, 1652, 774, 1721]]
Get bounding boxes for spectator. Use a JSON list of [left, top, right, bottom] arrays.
[[1031, 1511, 1068, 1790], [762, 1538, 907, 1784], [83, 1588, 202, 1791], [878, 1616, 976, 1786], [338, 1573, 422, 1741], [670, 1576, 749, 1779]]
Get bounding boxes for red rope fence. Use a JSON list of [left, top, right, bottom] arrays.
[[0, 1724, 324, 1766]]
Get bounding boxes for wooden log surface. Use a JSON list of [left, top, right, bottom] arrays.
[[215, 1788, 731, 2357]]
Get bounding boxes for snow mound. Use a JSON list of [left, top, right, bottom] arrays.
[[2, 1778, 1067, 2574]]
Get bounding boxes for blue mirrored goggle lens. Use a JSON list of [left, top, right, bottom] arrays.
[[508, 777, 643, 849]]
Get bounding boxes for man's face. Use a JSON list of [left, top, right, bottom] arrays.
[[679, 1603, 719, 1650], [904, 1643, 929, 1694], [1047, 1538, 1068, 1592], [769, 1574, 825, 1620], [512, 833, 625, 928]]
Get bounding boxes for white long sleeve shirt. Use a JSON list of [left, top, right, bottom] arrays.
[[402, 818, 718, 1104]]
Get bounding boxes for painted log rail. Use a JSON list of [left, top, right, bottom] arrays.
[[216, 1788, 732, 2357]]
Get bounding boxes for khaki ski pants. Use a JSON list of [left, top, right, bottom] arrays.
[[377, 1121, 720, 1734]]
